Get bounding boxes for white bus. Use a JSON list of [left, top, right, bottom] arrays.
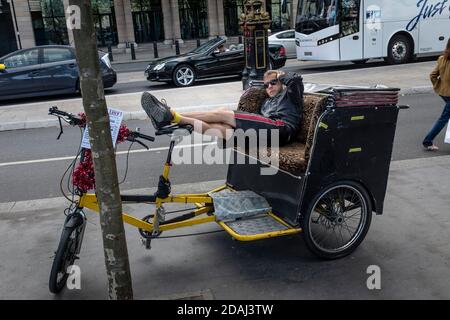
[[295, 0, 450, 64]]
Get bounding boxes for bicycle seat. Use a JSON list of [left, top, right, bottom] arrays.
[[155, 123, 193, 136]]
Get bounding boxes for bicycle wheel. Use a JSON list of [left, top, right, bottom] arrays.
[[49, 222, 84, 294], [301, 181, 372, 260]]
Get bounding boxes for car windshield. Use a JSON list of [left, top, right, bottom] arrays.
[[296, 0, 339, 35], [190, 38, 223, 54]]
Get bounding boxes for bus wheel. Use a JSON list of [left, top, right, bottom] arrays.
[[387, 35, 413, 64]]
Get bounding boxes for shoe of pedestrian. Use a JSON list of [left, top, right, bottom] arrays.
[[141, 91, 174, 129], [424, 145, 439, 151]]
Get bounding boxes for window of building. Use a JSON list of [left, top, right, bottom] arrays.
[[178, 0, 208, 40], [0, 0, 18, 56], [266, 0, 292, 32], [91, 0, 118, 46], [30, 0, 69, 46], [131, 0, 164, 43], [223, 0, 244, 36]]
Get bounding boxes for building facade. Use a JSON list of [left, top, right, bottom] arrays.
[[2, 0, 298, 54]]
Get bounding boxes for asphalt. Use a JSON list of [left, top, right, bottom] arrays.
[[0, 155, 449, 299]]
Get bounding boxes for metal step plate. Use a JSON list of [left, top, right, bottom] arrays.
[[223, 214, 289, 236]]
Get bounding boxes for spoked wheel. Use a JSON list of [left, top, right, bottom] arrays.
[[173, 64, 195, 87], [49, 219, 85, 294], [301, 181, 372, 260]]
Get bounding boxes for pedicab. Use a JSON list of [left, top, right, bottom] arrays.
[[47, 84, 406, 293]]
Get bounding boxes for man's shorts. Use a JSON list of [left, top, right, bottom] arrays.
[[233, 111, 292, 146]]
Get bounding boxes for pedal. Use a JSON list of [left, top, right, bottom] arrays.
[[141, 237, 152, 250]]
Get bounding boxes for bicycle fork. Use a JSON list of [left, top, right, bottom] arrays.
[[64, 207, 87, 256], [143, 140, 175, 250]]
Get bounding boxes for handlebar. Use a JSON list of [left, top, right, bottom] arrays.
[[126, 130, 155, 150], [49, 106, 155, 146], [129, 131, 155, 142], [48, 106, 83, 126]]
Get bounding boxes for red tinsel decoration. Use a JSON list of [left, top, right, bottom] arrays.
[[72, 112, 131, 191]]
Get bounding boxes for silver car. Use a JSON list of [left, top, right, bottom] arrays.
[[268, 29, 296, 59]]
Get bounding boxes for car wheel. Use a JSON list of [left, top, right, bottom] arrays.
[[173, 64, 195, 87], [387, 34, 413, 64], [75, 79, 80, 93]]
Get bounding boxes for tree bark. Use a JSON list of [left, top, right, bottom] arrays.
[[68, 0, 133, 299]]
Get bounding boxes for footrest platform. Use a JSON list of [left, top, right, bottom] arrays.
[[217, 213, 302, 241]]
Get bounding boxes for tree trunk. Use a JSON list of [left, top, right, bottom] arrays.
[[68, 0, 133, 299]]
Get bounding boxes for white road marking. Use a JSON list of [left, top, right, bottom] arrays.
[[0, 142, 217, 168]]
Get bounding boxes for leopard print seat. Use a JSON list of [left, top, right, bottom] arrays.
[[236, 87, 329, 175]]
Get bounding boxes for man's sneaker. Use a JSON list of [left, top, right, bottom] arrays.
[[141, 91, 174, 128]]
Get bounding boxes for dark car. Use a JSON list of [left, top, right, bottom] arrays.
[[145, 37, 287, 87], [0, 45, 116, 101]]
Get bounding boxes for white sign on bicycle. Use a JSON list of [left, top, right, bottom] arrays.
[[81, 108, 124, 149]]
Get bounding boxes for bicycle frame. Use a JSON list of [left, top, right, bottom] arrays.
[[74, 136, 301, 241]]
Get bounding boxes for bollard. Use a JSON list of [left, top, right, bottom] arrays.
[[130, 43, 136, 60], [175, 40, 180, 55], [197, 39, 201, 47], [108, 44, 113, 61], [238, 36, 243, 44], [153, 41, 159, 59]]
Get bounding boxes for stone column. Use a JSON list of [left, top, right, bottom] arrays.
[[207, 0, 218, 38], [161, 0, 173, 44], [114, 0, 127, 47], [62, 0, 75, 45], [292, 0, 298, 29], [169, 0, 182, 43], [12, 0, 35, 48], [114, 0, 136, 49], [122, 0, 136, 45], [216, 0, 225, 37]]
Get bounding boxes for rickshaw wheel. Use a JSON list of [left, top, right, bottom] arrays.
[[301, 181, 372, 260]]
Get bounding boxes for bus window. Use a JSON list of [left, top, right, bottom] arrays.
[[340, 0, 360, 36], [296, 0, 338, 35]]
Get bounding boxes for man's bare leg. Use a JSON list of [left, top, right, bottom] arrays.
[[179, 109, 236, 127], [177, 116, 234, 140]]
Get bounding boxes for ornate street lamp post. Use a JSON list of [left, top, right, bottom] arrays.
[[240, 0, 272, 90]]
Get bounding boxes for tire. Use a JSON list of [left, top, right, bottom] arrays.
[[49, 219, 84, 294], [75, 79, 80, 93], [351, 59, 368, 65], [173, 64, 195, 87], [301, 181, 372, 260], [387, 34, 413, 64]]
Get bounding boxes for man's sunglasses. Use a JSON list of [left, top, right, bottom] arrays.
[[263, 79, 279, 88]]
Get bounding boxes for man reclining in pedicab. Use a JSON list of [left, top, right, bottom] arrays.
[[141, 70, 304, 146]]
